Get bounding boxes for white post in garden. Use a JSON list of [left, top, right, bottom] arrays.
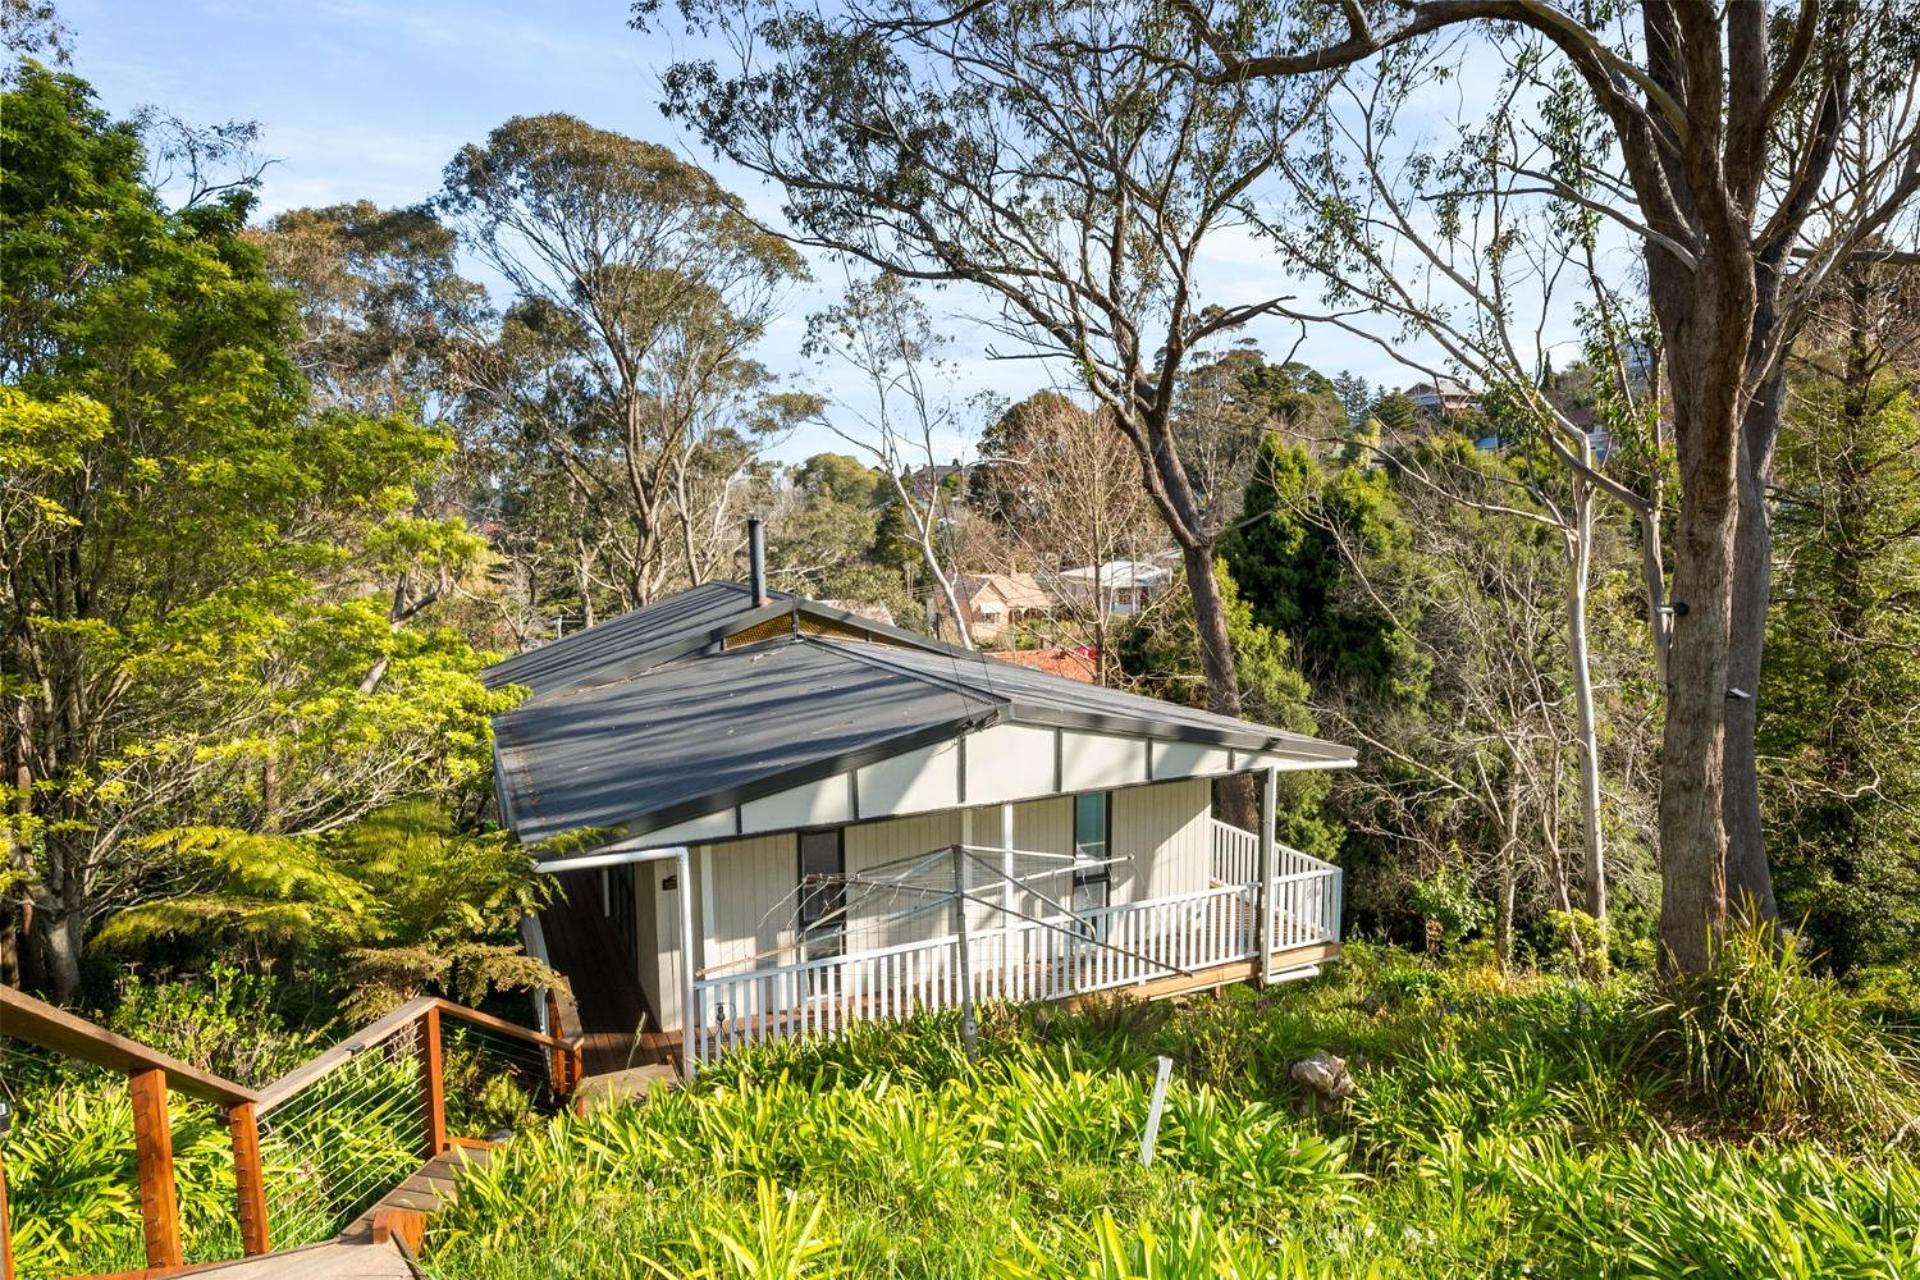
[[1256, 766, 1278, 985], [678, 845, 696, 1078], [1139, 1055, 1174, 1166]]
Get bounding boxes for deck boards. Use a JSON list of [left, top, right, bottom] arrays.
[[340, 1147, 488, 1243], [172, 1239, 415, 1278], [541, 871, 668, 1075]]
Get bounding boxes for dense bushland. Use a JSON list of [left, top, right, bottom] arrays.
[[423, 940, 1920, 1279]]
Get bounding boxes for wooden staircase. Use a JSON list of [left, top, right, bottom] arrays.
[[0, 987, 583, 1280]]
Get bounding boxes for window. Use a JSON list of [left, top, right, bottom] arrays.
[[1072, 792, 1111, 926], [797, 829, 846, 971]]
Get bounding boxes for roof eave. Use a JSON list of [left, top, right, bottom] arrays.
[[1001, 699, 1356, 762], [510, 704, 1007, 855]]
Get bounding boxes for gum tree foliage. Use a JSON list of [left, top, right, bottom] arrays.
[[439, 114, 810, 618], [0, 66, 509, 1002], [1167, 0, 1920, 973], [645, 0, 1341, 823]]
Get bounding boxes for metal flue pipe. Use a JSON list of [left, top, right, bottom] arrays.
[[747, 513, 769, 606]]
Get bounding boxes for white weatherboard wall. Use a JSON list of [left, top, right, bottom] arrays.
[[645, 776, 1218, 1032]]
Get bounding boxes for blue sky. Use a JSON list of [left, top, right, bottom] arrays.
[[63, 0, 1475, 463]]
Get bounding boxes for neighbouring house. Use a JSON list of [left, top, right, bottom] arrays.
[[904, 459, 975, 503], [988, 644, 1098, 683], [1406, 376, 1476, 417], [487, 535, 1353, 1075], [937, 571, 1056, 644], [1052, 556, 1176, 616]]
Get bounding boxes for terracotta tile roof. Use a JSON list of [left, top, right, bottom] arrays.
[[987, 645, 1097, 683]]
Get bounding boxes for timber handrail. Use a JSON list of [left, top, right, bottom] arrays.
[[1, 988, 584, 1278], [0, 987, 258, 1107], [254, 996, 582, 1111]]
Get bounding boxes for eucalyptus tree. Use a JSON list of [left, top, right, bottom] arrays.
[[803, 272, 978, 648], [1168, 0, 1920, 972], [254, 201, 486, 422], [646, 0, 1334, 769], [439, 114, 807, 612]]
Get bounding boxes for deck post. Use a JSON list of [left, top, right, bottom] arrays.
[[678, 845, 696, 1078], [129, 1066, 184, 1269], [1001, 801, 1016, 989], [228, 1101, 271, 1255], [952, 844, 977, 1054], [1256, 766, 1278, 985], [422, 1006, 447, 1156]]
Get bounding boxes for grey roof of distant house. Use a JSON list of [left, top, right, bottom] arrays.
[[485, 585, 1354, 850]]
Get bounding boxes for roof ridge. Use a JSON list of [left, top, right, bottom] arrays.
[[803, 633, 1013, 712]]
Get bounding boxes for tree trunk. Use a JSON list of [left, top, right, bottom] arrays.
[[1182, 540, 1254, 827], [1564, 479, 1607, 920], [33, 898, 83, 1005], [1724, 371, 1782, 924]]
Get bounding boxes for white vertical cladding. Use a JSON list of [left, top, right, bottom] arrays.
[[1014, 796, 1072, 918], [1111, 778, 1213, 905], [843, 810, 963, 949], [692, 832, 799, 979]]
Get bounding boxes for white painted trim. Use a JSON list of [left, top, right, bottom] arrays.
[[532, 843, 688, 874]]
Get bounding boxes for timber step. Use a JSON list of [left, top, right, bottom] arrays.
[[127, 1238, 415, 1279], [341, 1144, 495, 1244]]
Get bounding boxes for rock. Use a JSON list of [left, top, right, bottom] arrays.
[[1290, 1050, 1355, 1101]]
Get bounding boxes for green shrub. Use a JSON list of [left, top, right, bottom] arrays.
[[1634, 919, 1920, 1138], [0, 1079, 241, 1277], [106, 962, 324, 1086]]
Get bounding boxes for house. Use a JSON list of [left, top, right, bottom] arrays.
[[1406, 377, 1475, 417], [904, 459, 974, 502], [486, 536, 1353, 1075], [938, 571, 1056, 644], [1053, 557, 1175, 615]]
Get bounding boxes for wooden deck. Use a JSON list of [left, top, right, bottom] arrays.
[[143, 1239, 416, 1279], [541, 871, 673, 1075], [688, 938, 1339, 1063]]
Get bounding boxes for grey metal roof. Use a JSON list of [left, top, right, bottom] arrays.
[[813, 640, 1348, 761], [485, 582, 775, 698], [493, 640, 999, 844], [486, 585, 1354, 851]]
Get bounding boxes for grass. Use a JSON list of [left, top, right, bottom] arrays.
[[421, 940, 1920, 1279]]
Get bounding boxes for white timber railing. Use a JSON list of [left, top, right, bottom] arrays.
[[689, 820, 1341, 1068]]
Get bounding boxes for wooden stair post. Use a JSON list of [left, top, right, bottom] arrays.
[[227, 1101, 270, 1255], [421, 1005, 448, 1156], [129, 1066, 183, 1269], [2, 1140, 15, 1280]]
